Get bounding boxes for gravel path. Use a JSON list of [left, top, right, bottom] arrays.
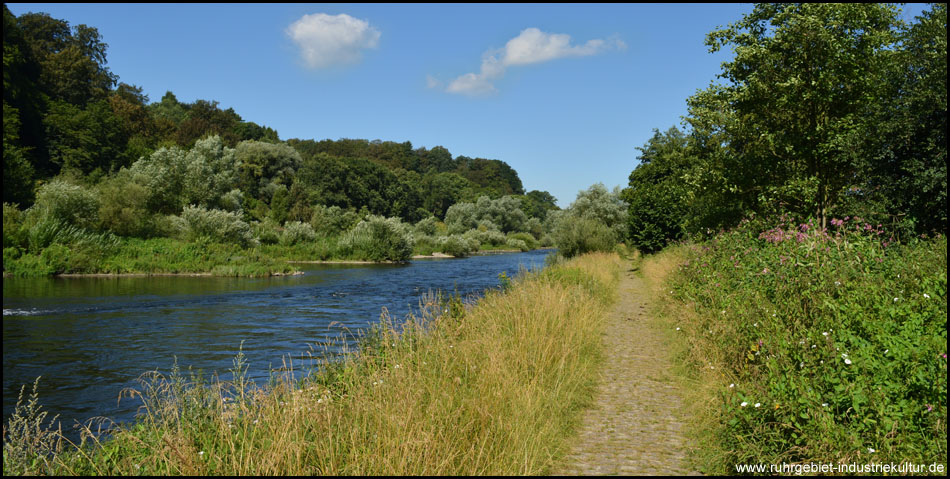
[[558, 267, 695, 475]]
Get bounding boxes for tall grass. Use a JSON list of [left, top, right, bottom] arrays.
[[647, 217, 947, 473], [3, 252, 624, 475]]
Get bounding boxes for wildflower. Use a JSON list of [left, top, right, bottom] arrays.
[[754, 403, 761, 408], [924, 293, 931, 299], [199, 451, 205, 457], [925, 404, 933, 413], [822, 403, 828, 407], [728, 383, 735, 388], [893, 297, 898, 302], [675, 327, 681, 331], [868, 448, 876, 453], [822, 331, 829, 336], [740, 402, 748, 407], [883, 349, 888, 355], [844, 358, 852, 365]]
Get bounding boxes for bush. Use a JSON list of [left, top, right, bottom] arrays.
[[340, 215, 414, 262], [552, 215, 617, 258], [3, 203, 26, 249], [438, 234, 479, 257], [465, 229, 506, 247], [253, 218, 281, 245], [279, 221, 316, 246], [507, 232, 539, 250], [179, 205, 257, 247], [311, 205, 359, 236], [97, 177, 158, 237], [505, 238, 529, 252], [31, 179, 100, 230]]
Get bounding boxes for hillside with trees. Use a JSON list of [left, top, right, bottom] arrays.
[[2, 5, 561, 274]]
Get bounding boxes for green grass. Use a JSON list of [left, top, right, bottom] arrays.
[[2, 252, 624, 475], [4, 237, 298, 277], [647, 217, 947, 473]]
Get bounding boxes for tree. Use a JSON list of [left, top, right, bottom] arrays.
[[621, 127, 692, 253], [705, 3, 902, 229]]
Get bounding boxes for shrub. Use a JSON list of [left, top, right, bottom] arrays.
[[505, 238, 529, 252], [253, 218, 281, 245], [311, 205, 359, 236], [438, 234, 479, 257], [279, 221, 316, 246], [414, 216, 439, 236], [340, 215, 414, 262], [31, 179, 100, 230], [552, 215, 617, 258], [507, 232, 539, 250], [97, 177, 158, 237], [465, 229, 506, 247], [179, 205, 257, 247], [3, 203, 26, 249]]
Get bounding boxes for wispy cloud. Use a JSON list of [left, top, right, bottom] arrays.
[[287, 13, 381, 69], [438, 28, 625, 95]]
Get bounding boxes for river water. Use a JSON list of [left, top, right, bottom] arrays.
[[3, 250, 550, 436]]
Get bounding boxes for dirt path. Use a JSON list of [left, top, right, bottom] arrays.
[[557, 266, 694, 475]]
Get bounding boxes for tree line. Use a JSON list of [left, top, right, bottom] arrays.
[[622, 3, 947, 253], [2, 5, 559, 246]]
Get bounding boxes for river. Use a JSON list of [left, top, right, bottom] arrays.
[[2, 250, 550, 437]]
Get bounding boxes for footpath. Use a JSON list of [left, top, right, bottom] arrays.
[[557, 265, 696, 475]]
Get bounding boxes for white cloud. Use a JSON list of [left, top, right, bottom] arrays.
[[287, 13, 381, 69], [442, 28, 625, 95]]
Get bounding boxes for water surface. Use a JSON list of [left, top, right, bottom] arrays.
[[3, 250, 549, 435]]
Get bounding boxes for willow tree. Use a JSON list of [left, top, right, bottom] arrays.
[[705, 3, 902, 228]]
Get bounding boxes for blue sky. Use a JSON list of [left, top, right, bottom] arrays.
[[7, 3, 930, 207]]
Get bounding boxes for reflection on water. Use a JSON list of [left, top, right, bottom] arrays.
[[3, 251, 549, 436]]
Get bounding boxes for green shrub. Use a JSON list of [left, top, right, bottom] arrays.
[[279, 221, 316, 246], [31, 179, 100, 230], [311, 205, 359, 236], [253, 218, 281, 245], [340, 215, 414, 262], [505, 238, 528, 251], [438, 234, 479, 257], [3, 203, 27, 249], [179, 205, 257, 247], [552, 215, 617, 258], [507, 232, 539, 250], [97, 177, 158, 237]]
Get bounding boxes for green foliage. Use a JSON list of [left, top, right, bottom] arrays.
[[339, 215, 414, 262], [506, 232, 538, 251], [234, 140, 301, 199], [31, 178, 100, 229], [179, 205, 256, 248], [568, 183, 627, 240], [437, 234, 479, 257], [669, 219, 947, 469], [444, 195, 528, 235], [310, 204, 359, 237], [551, 214, 617, 259], [622, 127, 693, 253], [278, 220, 315, 246]]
